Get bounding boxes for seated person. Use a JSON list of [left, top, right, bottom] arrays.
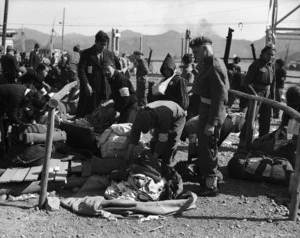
[[279, 85, 300, 150], [103, 60, 138, 123]]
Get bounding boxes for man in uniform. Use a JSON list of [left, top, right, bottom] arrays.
[[1, 45, 21, 84], [189, 36, 230, 196], [239, 45, 276, 146], [29, 43, 41, 70], [133, 51, 149, 107], [103, 61, 138, 123], [127, 100, 186, 176], [76, 30, 115, 118]]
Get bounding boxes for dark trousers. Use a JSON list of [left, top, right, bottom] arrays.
[[197, 103, 224, 177], [240, 90, 272, 141], [136, 77, 148, 107], [150, 117, 186, 169], [273, 88, 283, 118]]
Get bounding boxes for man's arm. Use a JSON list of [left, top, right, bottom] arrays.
[[243, 62, 257, 95]]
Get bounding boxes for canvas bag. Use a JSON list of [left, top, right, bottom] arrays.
[[227, 150, 294, 185]]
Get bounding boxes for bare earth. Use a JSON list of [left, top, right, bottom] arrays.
[[0, 122, 300, 238]]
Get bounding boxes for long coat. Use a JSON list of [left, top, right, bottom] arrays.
[[76, 45, 114, 118], [1, 54, 20, 84]]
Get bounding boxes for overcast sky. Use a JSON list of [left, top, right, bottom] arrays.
[[1, 0, 299, 41]]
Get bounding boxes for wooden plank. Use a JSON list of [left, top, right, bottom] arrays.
[[24, 165, 43, 182], [48, 159, 60, 181], [54, 160, 69, 182], [70, 161, 82, 173], [10, 168, 30, 183], [0, 168, 18, 184]]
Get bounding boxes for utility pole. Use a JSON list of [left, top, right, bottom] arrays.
[[2, 0, 9, 50], [21, 25, 25, 52], [139, 35, 143, 52], [61, 7, 65, 53]]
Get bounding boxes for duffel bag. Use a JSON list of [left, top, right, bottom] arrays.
[[9, 143, 55, 167], [228, 150, 294, 185]]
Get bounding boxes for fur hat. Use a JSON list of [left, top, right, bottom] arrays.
[[133, 51, 143, 56]]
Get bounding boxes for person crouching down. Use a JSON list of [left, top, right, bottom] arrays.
[[103, 60, 138, 123], [127, 100, 186, 178]]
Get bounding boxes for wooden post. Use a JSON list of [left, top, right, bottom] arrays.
[[245, 99, 257, 150], [38, 81, 78, 208], [1, 0, 9, 49], [38, 107, 55, 208], [289, 127, 300, 221]]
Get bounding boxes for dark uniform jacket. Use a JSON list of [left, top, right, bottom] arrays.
[[243, 58, 275, 95], [136, 58, 149, 78], [0, 84, 28, 124], [129, 100, 186, 155], [194, 56, 229, 126], [76, 45, 114, 117], [108, 70, 137, 113], [1, 53, 20, 84], [275, 67, 286, 89], [29, 50, 41, 70]]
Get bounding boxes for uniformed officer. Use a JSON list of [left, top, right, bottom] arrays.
[[127, 100, 186, 175], [189, 36, 230, 196], [239, 45, 276, 146], [103, 60, 138, 123]]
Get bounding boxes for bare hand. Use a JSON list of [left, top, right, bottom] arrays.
[[84, 84, 93, 96], [204, 124, 214, 136]]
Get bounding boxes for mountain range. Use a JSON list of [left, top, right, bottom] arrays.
[[12, 28, 300, 62]]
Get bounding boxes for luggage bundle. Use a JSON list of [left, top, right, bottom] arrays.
[[228, 129, 295, 185], [8, 124, 66, 167], [98, 123, 141, 158]]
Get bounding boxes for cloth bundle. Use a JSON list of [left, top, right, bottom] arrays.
[[98, 123, 132, 158]]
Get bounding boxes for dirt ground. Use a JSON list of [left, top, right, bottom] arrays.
[[0, 116, 300, 238]]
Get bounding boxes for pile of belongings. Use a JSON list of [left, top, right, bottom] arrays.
[[8, 124, 66, 167], [227, 129, 295, 185], [105, 163, 165, 201]]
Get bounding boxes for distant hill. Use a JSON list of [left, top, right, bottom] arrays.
[[12, 28, 300, 62]]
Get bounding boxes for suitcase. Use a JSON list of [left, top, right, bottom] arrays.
[[59, 121, 97, 151]]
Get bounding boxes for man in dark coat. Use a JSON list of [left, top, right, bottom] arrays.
[[134, 51, 149, 107], [29, 43, 41, 70], [103, 61, 138, 123], [1, 45, 21, 84], [127, 100, 186, 176], [189, 36, 230, 196], [76, 30, 115, 118], [239, 45, 276, 146]]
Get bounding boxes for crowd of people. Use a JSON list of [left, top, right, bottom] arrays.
[[0, 29, 298, 198]]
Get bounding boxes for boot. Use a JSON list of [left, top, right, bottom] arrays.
[[198, 176, 219, 197]]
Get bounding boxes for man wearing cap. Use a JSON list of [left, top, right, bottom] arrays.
[[65, 44, 81, 100], [127, 100, 186, 176], [239, 45, 276, 146], [133, 51, 149, 107], [189, 36, 229, 196], [76, 30, 115, 118], [29, 43, 41, 70], [1, 45, 21, 84], [103, 61, 138, 123]]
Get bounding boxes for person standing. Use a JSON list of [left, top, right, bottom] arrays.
[[273, 58, 286, 119], [76, 30, 115, 118], [133, 51, 149, 107], [189, 36, 230, 196], [29, 43, 41, 70], [239, 45, 276, 146], [103, 61, 138, 123], [1, 45, 21, 84], [181, 53, 195, 119]]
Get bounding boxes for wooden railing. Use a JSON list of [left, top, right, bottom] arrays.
[[229, 89, 300, 222], [38, 81, 78, 208]]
